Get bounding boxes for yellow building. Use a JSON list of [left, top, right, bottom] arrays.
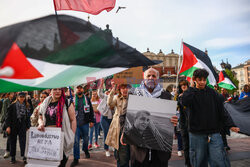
[[143, 48, 184, 89], [244, 60, 250, 85], [232, 59, 250, 92]]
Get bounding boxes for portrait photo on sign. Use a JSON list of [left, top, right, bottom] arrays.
[[123, 95, 177, 152]]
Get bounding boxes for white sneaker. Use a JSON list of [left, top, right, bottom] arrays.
[[105, 151, 111, 157], [177, 151, 182, 157], [3, 151, 10, 158]]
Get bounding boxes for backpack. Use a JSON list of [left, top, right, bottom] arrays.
[[65, 98, 73, 112]]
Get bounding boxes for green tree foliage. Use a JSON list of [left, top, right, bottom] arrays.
[[225, 68, 239, 93]]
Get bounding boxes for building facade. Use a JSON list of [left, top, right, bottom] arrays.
[[232, 60, 250, 92], [244, 60, 250, 85], [143, 48, 184, 89]]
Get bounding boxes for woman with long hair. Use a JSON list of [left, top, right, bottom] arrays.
[[38, 88, 76, 167], [176, 80, 191, 167], [30, 91, 49, 127], [5, 92, 30, 164], [89, 90, 101, 149], [106, 83, 131, 167], [98, 79, 114, 157]]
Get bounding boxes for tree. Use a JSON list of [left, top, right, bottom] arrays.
[[225, 68, 239, 94]]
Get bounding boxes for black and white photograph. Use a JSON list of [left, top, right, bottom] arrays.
[[124, 95, 177, 152]]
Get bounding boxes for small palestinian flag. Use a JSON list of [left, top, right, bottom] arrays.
[[179, 42, 218, 87], [0, 15, 155, 93], [218, 71, 236, 90]]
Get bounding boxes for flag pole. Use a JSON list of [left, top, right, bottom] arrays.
[[52, 0, 63, 48], [53, 0, 58, 16], [175, 39, 183, 88]]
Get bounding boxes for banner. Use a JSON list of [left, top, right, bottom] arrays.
[[224, 97, 250, 136], [124, 95, 177, 152]]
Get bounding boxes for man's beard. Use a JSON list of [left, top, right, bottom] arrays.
[[77, 92, 83, 96], [145, 79, 156, 89]]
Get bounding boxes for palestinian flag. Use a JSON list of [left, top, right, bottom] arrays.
[[179, 42, 218, 87], [218, 71, 236, 90], [0, 15, 155, 93]]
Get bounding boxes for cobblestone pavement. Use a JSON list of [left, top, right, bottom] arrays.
[[0, 131, 249, 167]]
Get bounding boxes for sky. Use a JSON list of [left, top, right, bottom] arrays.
[[0, 0, 250, 70]]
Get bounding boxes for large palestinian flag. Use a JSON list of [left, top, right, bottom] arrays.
[[218, 71, 236, 90], [0, 15, 155, 93], [179, 42, 218, 87]]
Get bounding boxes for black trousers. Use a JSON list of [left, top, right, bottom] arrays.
[[180, 130, 192, 167], [131, 150, 169, 167], [10, 122, 26, 157], [6, 135, 11, 151], [58, 153, 68, 167]]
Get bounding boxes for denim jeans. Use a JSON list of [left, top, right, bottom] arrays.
[[89, 122, 100, 144], [189, 132, 230, 167], [74, 124, 89, 160], [176, 132, 183, 151], [100, 116, 112, 150]]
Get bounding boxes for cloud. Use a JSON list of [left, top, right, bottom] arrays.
[[203, 37, 250, 49], [210, 51, 250, 70], [1, 0, 250, 69]]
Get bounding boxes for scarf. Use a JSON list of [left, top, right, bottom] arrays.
[[56, 89, 65, 128], [135, 81, 164, 98], [75, 94, 87, 111]]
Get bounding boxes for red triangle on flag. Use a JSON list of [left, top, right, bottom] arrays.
[[218, 71, 225, 83], [0, 43, 43, 79], [179, 43, 198, 74], [58, 21, 80, 48]]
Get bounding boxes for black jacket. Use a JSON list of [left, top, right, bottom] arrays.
[[5, 103, 30, 132], [182, 86, 235, 134], [177, 95, 189, 131], [129, 90, 172, 165], [76, 96, 95, 125]]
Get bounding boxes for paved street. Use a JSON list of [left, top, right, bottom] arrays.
[[0, 131, 249, 167]]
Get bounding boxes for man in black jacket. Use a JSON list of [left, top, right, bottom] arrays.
[[182, 69, 239, 167]]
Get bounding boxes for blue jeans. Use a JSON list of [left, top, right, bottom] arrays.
[[73, 124, 89, 160], [176, 132, 183, 151], [89, 122, 100, 144], [189, 132, 230, 167], [100, 116, 112, 150]]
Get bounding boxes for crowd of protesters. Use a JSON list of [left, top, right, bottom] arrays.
[[0, 67, 248, 167]]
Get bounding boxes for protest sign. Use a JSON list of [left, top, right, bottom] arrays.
[[113, 66, 143, 84], [124, 95, 177, 152], [25, 127, 64, 162]]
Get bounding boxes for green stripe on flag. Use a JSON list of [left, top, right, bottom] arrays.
[[45, 32, 115, 65], [180, 66, 199, 77], [0, 79, 46, 93], [218, 82, 235, 90]]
